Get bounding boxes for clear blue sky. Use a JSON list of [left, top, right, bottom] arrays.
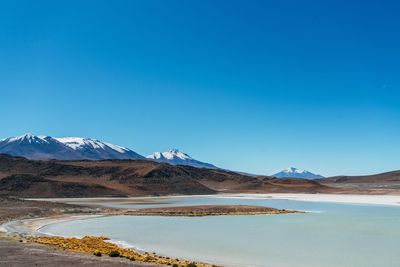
[[1, 0, 399, 176]]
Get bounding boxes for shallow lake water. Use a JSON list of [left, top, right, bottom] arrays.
[[41, 196, 400, 267]]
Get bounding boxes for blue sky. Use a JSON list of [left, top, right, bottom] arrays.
[[0, 0, 399, 176]]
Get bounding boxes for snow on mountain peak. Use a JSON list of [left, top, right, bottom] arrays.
[[150, 151, 163, 160], [284, 167, 306, 174], [273, 167, 324, 179], [103, 142, 130, 153], [165, 149, 192, 160], [12, 133, 35, 141], [147, 149, 193, 161], [146, 149, 217, 169], [0, 133, 144, 160], [8, 133, 50, 144], [57, 137, 104, 150], [54, 137, 130, 154]]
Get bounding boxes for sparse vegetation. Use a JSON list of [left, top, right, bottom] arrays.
[[128, 205, 301, 217], [32, 236, 213, 267]]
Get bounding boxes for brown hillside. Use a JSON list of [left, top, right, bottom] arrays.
[[0, 154, 345, 197]]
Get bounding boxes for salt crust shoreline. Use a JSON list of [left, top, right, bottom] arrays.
[[5, 193, 400, 237], [219, 193, 400, 206]]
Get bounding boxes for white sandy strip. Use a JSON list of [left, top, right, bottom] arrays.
[[216, 193, 400, 206], [1, 215, 104, 235], [27, 193, 400, 207]]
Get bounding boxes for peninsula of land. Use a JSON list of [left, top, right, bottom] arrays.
[[126, 204, 300, 217], [0, 196, 302, 267]]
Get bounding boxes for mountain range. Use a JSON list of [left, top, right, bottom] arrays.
[[0, 133, 144, 161], [273, 167, 325, 179], [0, 133, 399, 197], [0, 153, 341, 198], [0, 133, 217, 169], [1, 134, 330, 178]]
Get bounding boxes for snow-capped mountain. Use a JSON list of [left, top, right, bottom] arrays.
[[0, 133, 144, 160], [273, 167, 324, 179], [147, 149, 217, 169], [0, 133, 81, 160], [55, 137, 143, 160]]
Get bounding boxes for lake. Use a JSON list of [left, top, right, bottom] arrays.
[[40, 195, 400, 267]]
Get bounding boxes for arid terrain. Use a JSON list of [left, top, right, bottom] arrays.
[[319, 171, 400, 194], [1, 154, 384, 198], [0, 236, 159, 267]]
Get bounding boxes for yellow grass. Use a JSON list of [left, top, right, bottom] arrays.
[[32, 236, 213, 267]]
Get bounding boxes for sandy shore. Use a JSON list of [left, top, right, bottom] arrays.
[[1, 214, 105, 236]]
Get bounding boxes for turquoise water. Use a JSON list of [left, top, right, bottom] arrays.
[[41, 197, 400, 267]]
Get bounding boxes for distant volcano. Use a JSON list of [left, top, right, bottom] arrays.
[[273, 167, 324, 179], [147, 149, 217, 169]]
